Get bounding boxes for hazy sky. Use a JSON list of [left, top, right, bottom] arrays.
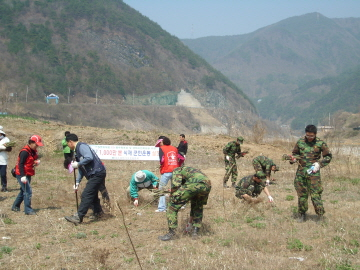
[[123, 0, 360, 39]]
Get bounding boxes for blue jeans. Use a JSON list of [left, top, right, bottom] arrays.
[[157, 173, 173, 211], [13, 175, 34, 214]]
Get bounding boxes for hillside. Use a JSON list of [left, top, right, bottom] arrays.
[[258, 65, 360, 129], [182, 13, 360, 126], [0, 117, 360, 269], [0, 0, 256, 131]]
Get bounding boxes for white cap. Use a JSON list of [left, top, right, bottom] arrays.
[[0, 126, 3, 130], [0, 130, 5, 135], [135, 171, 146, 182]]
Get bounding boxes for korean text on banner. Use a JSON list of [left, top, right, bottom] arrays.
[[90, 145, 160, 161]]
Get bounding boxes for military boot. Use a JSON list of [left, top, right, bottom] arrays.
[[231, 182, 236, 188], [223, 182, 229, 188], [158, 229, 176, 241], [297, 213, 306, 223], [192, 227, 200, 240]]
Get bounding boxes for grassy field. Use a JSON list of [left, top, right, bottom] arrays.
[[0, 117, 359, 270]]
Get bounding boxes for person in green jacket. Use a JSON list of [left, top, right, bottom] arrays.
[[223, 136, 245, 188], [62, 131, 73, 161], [252, 156, 279, 186], [127, 170, 159, 207], [289, 125, 332, 223]]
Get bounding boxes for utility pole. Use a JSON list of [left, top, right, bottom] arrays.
[[26, 85, 28, 103], [96, 89, 98, 104], [68, 87, 70, 104]]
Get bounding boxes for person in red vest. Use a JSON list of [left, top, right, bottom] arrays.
[[155, 136, 179, 212], [12, 135, 43, 215]]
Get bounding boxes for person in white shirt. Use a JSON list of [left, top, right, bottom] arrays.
[[0, 129, 10, 192]]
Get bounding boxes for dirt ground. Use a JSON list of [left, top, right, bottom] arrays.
[[0, 117, 359, 270]]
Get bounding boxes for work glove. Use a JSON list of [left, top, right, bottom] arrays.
[[0, 145, 6, 150], [21, 176, 27, 184], [268, 195, 274, 202], [307, 162, 320, 174], [226, 155, 230, 161], [73, 183, 79, 191], [265, 179, 270, 186], [34, 160, 40, 166], [71, 161, 79, 169], [133, 199, 139, 207], [312, 162, 320, 173]]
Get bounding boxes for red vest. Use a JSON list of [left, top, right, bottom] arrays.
[[160, 145, 179, 174], [15, 145, 38, 176]]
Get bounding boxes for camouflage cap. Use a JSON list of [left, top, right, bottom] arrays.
[[237, 136, 244, 142], [255, 172, 266, 179], [272, 163, 280, 171]]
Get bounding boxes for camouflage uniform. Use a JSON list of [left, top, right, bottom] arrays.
[[235, 175, 265, 199], [292, 136, 332, 216], [167, 166, 211, 229], [252, 156, 276, 179], [223, 141, 241, 183]]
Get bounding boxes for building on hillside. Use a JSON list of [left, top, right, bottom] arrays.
[[318, 125, 334, 132], [46, 94, 59, 104]]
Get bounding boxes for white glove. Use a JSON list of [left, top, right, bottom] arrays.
[[133, 199, 139, 207], [71, 161, 79, 169], [0, 145, 6, 150], [21, 176, 27, 184], [73, 183, 79, 191], [34, 160, 40, 166], [265, 179, 270, 186], [268, 195, 274, 202], [226, 155, 230, 161], [312, 162, 320, 173]]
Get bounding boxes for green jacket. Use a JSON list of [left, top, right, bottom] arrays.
[[252, 156, 275, 178], [129, 170, 159, 199], [292, 136, 332, 169], [235, 175, 265, 197], [62, 137, 71, 154], [223, 141, 241, 157], [171, 166, 211, 189]]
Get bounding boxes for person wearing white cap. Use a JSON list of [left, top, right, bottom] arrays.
[[0, 129, 10, 192], [12, 135, 43, 215], [127, 170, 159, 207]]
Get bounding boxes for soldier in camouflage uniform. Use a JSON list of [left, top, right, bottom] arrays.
[[158, 166, 211, 241], [290, 125, 332, 223], [223, 136, 245, 188], [252, 156, 279, 186], [235, 173, 274, 202]]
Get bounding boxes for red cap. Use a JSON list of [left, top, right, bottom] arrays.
[[30, 135, 44, 146], [155, 139, 163, 147]]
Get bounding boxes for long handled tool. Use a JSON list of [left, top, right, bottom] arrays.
[[73, 168, 79, 211]]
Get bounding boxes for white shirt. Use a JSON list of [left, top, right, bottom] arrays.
[[0, 137, 10, 165]]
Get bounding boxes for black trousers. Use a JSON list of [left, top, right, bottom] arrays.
[[0, 165, 7, 188], [78, 170, 106, 220]]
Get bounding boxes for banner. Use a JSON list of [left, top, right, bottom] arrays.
[[90, 145, 159, 161]]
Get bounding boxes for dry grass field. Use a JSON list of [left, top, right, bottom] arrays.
[[0, 117, 359, 270]]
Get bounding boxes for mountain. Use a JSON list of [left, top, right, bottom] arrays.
[[265, 65, 360, 130], [182, 13, 360, 128], [0, 0, 257, 133]]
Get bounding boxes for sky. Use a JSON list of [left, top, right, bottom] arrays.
[[123, 0, 360, 39]]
